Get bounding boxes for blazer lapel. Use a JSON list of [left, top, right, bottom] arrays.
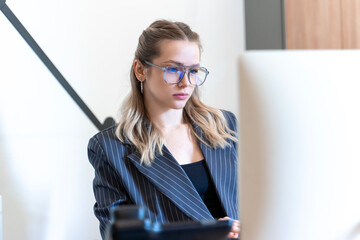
[[126, 146, 213, 221], [194, 123, 239, 220]]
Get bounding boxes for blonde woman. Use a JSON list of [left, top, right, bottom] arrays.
[[88, 20, 240, 239]]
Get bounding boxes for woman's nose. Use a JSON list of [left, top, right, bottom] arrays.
[[178, 72, 191, 87]]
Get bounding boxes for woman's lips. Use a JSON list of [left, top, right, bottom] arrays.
[[173, 93, 189, 100]]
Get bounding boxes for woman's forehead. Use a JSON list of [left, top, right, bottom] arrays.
[[156, 40, 200, 66]]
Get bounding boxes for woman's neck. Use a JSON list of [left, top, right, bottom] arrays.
[[147, 108, 188, 132]]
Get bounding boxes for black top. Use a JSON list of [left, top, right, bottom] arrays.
[[181, 160, 226, 219]]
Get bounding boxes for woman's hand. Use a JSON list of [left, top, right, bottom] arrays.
[[218, 216, 240, 239]]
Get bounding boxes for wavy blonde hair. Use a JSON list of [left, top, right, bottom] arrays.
[[116, 20, 237, 165]]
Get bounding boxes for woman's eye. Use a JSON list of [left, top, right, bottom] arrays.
[[190, 69, 199, 74], [167, 66, 179, 73]]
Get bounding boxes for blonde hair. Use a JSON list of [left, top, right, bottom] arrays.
[[116, 20, 237, 165]]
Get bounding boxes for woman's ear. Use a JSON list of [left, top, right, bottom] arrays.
[[133, 59, 146, 81]]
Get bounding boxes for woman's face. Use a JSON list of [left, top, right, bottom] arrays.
[[143, 40, 200, 112]]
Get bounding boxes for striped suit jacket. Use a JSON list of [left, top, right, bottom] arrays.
[[87, 110, 239, 239]]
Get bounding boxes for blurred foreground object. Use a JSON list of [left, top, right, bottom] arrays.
[[106, 206, 233, 240], [240, 51, 360, 240], [0, 196, 2, 240]]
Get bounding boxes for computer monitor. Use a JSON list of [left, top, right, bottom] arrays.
[[239, 50, 360, 240]]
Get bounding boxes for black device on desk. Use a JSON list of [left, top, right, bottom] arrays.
[[106, 206, 233, 240]]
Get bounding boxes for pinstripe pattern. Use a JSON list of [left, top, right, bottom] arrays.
[[87, 110, 238, 239]]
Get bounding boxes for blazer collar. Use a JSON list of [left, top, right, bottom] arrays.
[[125, 121, 238, 220]]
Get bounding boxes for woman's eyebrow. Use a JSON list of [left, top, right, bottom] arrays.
[[163, 60, 200, 67]]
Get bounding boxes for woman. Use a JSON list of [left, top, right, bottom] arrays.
[[88, 20, 240, 239]]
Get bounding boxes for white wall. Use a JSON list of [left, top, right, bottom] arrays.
[[0, 0, 245, 239], [240, 50, 360, 240]]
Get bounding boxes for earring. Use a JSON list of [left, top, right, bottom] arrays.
[[140, 81, 143, 94]]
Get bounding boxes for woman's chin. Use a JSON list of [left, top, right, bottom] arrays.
[[168, 100, 188, 110]]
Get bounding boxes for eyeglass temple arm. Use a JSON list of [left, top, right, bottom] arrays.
[[144, 61, 166, 71]]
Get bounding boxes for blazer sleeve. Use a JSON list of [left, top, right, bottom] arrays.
[[87, 135, 131, 239]]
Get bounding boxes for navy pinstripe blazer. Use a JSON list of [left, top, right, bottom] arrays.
[[87, 110, 239, 239]]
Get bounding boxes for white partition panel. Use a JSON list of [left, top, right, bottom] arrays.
[[0, 196, 2, 240], [239, 50, 360, 240]]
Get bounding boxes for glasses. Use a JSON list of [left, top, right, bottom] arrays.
[[144, 61, 209, 86]]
